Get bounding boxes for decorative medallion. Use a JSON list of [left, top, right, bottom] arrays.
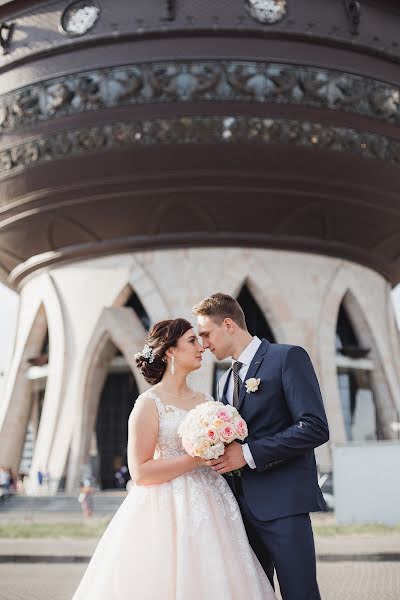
[[245, 0, 287, 24], [61, 1, 100, 36]]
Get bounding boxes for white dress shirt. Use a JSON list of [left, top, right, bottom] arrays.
[[225, 336, 262, 470]]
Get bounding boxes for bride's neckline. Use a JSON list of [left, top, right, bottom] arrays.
[[148, 389, 210, 413]]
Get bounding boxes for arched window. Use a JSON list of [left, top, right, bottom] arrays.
[[336, 305, 359, 355], [125, 290, 151, 332], [115, 289, 151, 358], [335, 301, 376, 442], [237, 284, 276, 342]]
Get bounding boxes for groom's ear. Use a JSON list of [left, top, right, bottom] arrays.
[[223, 318, 236, 333]]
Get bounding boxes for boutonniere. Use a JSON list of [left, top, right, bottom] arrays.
[[245, 377, 261, 393]]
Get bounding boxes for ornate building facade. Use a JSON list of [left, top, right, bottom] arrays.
[[0, 0, 399, 493]]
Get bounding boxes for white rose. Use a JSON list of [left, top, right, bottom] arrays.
[[245, 377, 261, 393], [210, 442, 225, 459]]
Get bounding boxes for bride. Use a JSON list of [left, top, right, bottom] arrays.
[[72, 318, 276, 599]]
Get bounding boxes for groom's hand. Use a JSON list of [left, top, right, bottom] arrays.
[[206, 442, 247, 474]]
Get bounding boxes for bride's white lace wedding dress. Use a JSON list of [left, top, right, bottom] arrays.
[[72, 391, 276, 599]]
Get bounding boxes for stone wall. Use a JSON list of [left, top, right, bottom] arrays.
[[1, 247, 399, 493]]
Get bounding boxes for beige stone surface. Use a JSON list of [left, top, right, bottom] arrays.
[[0, 248, 399, 492]]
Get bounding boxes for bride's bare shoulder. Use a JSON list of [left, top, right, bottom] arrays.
[[138, 387, 160, 401], [129, 390, 159, 422]]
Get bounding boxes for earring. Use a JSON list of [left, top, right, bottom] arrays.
[[170, 355, 175, 376]]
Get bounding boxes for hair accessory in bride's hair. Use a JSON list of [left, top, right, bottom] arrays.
[[135, 343, 155, 363]]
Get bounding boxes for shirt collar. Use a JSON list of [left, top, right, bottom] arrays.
[[231, 336, 262, 368]]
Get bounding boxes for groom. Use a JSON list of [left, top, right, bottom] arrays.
[[193, 292, 329, 600]]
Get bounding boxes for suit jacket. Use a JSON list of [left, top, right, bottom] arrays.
[[218, 339, 329, 521]]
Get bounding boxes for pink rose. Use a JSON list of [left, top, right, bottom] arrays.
[[206, 428, 219, 443], [234, 418, 248, 439], [217, 409, 232, 422], [219, 424, 236, 443]]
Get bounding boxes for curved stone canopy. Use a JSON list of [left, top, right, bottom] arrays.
[[0, 0, 400, 287]]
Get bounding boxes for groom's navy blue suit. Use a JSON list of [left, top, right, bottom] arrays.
[[218, 339, 329, 600]]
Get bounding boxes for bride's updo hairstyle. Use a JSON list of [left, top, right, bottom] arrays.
[[135, 318, 193, 385]]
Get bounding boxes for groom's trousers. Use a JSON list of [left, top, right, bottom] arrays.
[[233, 477, 321, 600]]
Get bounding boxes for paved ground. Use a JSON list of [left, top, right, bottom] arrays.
[[2, 530, 400, 560], [1, 507, 399, 598], [0, 561, 399, 600]]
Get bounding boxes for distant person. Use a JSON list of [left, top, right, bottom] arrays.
[[0, 466, 10, 497], [16, 472, 27, 495], [114, 465, 129, 489], [78, 480, 95, 518], [37, 469, 43, 486], [7, 468, 16, 493]]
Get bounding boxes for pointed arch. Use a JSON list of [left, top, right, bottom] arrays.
[[232, 272, 288, 343], [335, 300, 360, 354], [318, 265, 400, 446], [334, 285, 397, 441], [112, 283, 151, 359], [124, 286, 151, 331], [335, 290, 377, 441], [0, 302, 49, 475], [66, 304, 147, 491], [128, 258, 170, 324], [208, 263, 288, 399], [112, 282, 132, 307], [237, 282, 277, 342], [340, 290, 375, 352]]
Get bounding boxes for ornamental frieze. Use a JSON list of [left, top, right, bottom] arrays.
[[0, 61, 399, 136], [0, 116, 399, 176]]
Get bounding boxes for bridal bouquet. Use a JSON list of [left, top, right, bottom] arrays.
[[178, 401, 248, 460]]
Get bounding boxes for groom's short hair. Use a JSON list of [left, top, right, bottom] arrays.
[[192, 293, 247, 330]]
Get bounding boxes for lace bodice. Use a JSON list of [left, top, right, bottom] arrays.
[[135, 389, 243, 533], [142, 390, 215, 460]]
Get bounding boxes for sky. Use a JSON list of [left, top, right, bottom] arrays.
[[1, 281, 400, 399]]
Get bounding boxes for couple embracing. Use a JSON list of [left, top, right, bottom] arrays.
[[73, 293, 329, 600]]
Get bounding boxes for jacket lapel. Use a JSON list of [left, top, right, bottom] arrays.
[[238, 338, 270, 411]]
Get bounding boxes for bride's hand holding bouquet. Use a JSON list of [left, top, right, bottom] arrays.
[[178, 401, 248, 476]]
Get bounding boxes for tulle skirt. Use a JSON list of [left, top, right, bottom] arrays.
[[72, 466, 276, 599]]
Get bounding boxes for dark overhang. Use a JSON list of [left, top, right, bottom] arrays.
[[0, 0, 399, 287]]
